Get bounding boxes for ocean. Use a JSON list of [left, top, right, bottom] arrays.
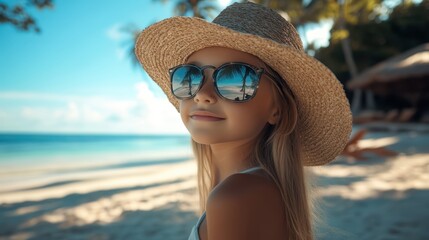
[[0, 133, 193, 176], [1, 128, 425, 173], [1, 129, 426, 190]]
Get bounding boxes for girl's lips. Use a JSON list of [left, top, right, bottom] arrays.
[[191, 115, 225, 121], [190, 111, 225, 121]]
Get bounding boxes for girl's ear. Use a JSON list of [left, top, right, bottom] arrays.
[[268, 107, 280, 125]]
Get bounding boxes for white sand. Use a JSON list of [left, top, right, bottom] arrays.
[[0, 130, 428, 240], [0, 160, 200, 240], [313, 129, 429, 240]]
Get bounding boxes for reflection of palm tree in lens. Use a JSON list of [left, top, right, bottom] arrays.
[[180, 68, 200, 96], [219, 66, 249, 100], [180, 74, 191, 95], [250, 75, 258, 90], [240, 68, 250, 100]]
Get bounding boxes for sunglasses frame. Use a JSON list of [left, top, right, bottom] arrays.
[[168, 62, 278, 103]]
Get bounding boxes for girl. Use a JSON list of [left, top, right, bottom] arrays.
[[135, 2, 352, 240]]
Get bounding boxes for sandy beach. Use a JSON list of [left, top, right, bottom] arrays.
[[1, 128, 428, 240]]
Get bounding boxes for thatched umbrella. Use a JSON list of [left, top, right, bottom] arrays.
[[347, 43, 429, 106]]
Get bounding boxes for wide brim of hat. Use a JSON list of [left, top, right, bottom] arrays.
[[135, 16, 352, 166]]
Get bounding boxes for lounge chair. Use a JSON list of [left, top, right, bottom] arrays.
[[397, 108, 417, 123], [383, 109, 399, 122]]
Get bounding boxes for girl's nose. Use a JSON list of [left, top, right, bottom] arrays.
[[194, 70, 217, 104]]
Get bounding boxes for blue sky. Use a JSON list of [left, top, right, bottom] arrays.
[[0, 0, 329, 134]]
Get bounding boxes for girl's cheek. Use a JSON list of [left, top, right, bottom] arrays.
[[179, 100, 190, 125]]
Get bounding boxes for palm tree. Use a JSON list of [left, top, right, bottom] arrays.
[[335, 0, 376, 115], [252, 0, 381, 114], [180, 68, 201, 96], [122, 23, 142, 69], [239, 68, 250, 100], [127, 0, 220, 74], [0, 0, 54, 33], [156, 0, 219, 19]]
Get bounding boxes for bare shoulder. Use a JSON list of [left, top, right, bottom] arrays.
[[206, 171, 285, 239], [209, 171, 282, 205]]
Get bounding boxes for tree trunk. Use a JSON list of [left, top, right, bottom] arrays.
[[339, 34, 362, 114], [338, 0, 376, 115], [365, 91, 376, 109]]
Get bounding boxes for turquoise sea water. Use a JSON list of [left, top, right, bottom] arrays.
[[1, 128, 426, 173], [0, 133, 193, 172]]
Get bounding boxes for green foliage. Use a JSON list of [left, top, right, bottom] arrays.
[[331, 29, 349, 43], [251, 0, 336, 25], [315, 0, 429, 85], [155, 0, 219, 19], [251, 0, 383, 26], [0, 0, 53, 33], [343, 0, 384, 24]]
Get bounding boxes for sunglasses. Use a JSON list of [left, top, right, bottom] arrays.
[[169, 62, 277, 102]]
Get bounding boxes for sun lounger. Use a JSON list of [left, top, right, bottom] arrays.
[[383, 109, 400, 122], [353, 110, 384, 124], [397, 108, 417, 123]]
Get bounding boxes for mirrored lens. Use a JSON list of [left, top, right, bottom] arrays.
[[216, 64, 259, 101], [171, 66, 203, 98]]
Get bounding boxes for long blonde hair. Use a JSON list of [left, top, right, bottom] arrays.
[[191, 63, 316, 240]]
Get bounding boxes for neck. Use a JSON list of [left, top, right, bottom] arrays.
[[210, 139, 259, 186]]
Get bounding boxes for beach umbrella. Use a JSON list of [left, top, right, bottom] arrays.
[[347, 43, 429, 105]]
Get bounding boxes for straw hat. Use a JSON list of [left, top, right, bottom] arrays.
[[135, 1, 352, 166]]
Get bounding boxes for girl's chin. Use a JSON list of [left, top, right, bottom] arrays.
[[191, 136, 218, 145], [190, 134, 227, 145]]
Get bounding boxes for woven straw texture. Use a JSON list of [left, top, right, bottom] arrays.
[[135, 2, 352, 166]]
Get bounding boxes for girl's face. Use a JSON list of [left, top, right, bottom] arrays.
[[179, 46, 279, 145]]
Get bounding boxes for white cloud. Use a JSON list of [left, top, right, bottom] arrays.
[[0, 85, 188, 134], [0, 91, 73, 101], [132, 82, 185, 133], [106, 24, 127, 41], [106, 23, 133, 61]]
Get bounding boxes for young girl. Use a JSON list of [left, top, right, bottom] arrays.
[[135, 2, 352, 240]]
